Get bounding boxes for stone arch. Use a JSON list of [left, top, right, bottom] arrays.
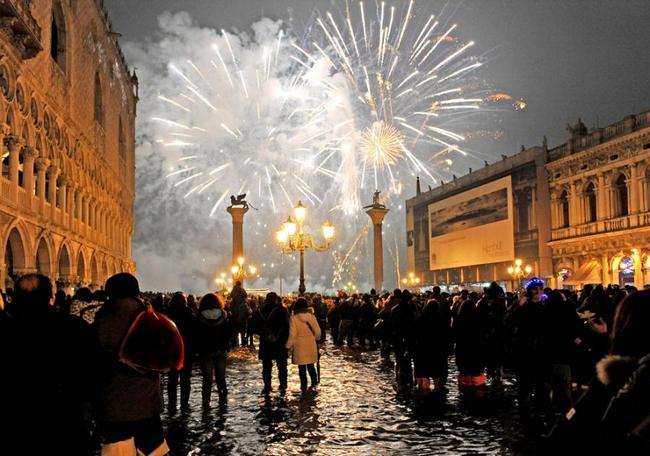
[[90, 253, 99, 285], [4, 226, 27, 288], [51, 1, 68, 72], [583, 181, 597, 223], [35, 233, 54, 277], [58, 242, 72, 279], [76, 250, 86, 283], [6, 104, 17, 133]]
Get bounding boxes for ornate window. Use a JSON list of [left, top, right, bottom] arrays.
[[50, 2, 67, 71], [118, 117, 126, 170], [1, 140, 9, 179], [585, 182, 597, 222], [559, 190, 570, 228], [94, 72, 103, 127], [615, 174, 629, 217]]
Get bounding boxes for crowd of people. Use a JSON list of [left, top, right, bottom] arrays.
[[0, 272, 647, 455]]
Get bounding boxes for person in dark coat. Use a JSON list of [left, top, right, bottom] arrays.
[[453, 298, 486, 389], [357, 294, 378, 349], [542, 290, 582, 415], [378, 290, 400, 361], [413, 298, 451, 392], [93, 273, 168, 455], [476, 282, 507, 383], [391, 289, 416, 387], [313, 295, 328, 343], [251, 292, 290, 394], [229, 281, 249, 347], [327, 298, 341, 345], [0, 274, 100, 456], [195, 293, 229, 405], [165, 292, 196, 411], [506, 277, 551, 424], [550, 289, 650, 454]]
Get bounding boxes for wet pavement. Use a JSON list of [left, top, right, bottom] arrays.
[[162, 340, 543, 455]]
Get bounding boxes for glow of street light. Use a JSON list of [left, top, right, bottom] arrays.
[[293, 200, 306, 223], [322, 221, 335, 240], [231, 265, 239, 275], [283, 216, 297, 236], [237, 256, 245, 266], [276, 229, 288, 244]]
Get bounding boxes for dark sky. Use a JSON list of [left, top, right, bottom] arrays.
[[104, 0, 650, 154]]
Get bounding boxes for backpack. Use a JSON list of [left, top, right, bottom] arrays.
[[118, 302, 185, 374], [259, 307, 280, 345]]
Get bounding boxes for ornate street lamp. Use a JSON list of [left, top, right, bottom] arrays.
[[275, 201, 335, 295], [507, 258, 533, 290], [230, 256, 258, 283], [401, 271, 421, 288]]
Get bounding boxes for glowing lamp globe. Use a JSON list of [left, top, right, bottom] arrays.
[[293, 201, 306, 223]]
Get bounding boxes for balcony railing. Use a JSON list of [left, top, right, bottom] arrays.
[[552, 213, 647, 241]]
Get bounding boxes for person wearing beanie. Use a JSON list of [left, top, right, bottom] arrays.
[[93, 273, 169, 455]]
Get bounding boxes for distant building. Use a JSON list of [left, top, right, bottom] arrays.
[[405, 110, 650, 290], [0, 1, 138, 291], [547, 113, 650, 289]]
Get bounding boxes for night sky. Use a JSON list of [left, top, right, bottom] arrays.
[[105, 0, 650, 154]]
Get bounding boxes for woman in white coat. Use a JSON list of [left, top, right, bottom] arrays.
[[286, 297, 322, 391]]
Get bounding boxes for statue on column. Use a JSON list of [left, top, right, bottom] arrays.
[[363, 190, 386, 209], [229, 193, 248, 209]]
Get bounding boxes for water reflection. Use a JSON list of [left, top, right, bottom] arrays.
[[162, 342, 539, 455]]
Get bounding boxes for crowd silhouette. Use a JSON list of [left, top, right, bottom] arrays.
[[0, 273, 648, 455]]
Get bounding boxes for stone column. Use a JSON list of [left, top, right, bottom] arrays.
[[366, 206, 389, 292], [7, 136, 20, 185], [569, 182, 579, 226], [597, 174, 607, 220], [58, 176, 68, 217], [629, 163, 640, 215], [47, 166, 59, 217], [227, 205, 249, 271], [22, 146, 36, 198], [633, 252, 644, 289], [601, 253, 611, 286], [35, 158, 49, 214]]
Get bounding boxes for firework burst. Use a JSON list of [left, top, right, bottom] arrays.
[[295, 0, 487, 213]]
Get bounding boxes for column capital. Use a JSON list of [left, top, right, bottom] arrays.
[[227, 205, 249, 223], [22, 146, 37, 159], [4, 134, 19, 149], [365, 206, 389, 225], [58, 175, 71, 186], [35, 157, 50, 171]]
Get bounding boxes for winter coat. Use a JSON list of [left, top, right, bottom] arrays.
[[506, 299, 548, 369], [165, 303, 197, 355], [453, 301, 485, 376], [412, 300, 450, 378], [0, 305, 100, 455], [93, 297, 163, 422], [286, 310, 321, 365], [551, 353, 650, 454], [390, 300, 416, 352], [476, 296, 507, 368], [194, 308, 229, 354], [251, 303, 290, 360]]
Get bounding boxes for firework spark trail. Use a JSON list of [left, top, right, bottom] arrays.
[[303, 0, 488, 216]]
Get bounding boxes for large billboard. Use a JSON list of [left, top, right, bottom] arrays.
[[428, 176, 514, 270]]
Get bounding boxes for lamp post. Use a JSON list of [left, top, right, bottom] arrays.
[[401, 272, 421, 288], [230, 256, 258, 283], [507, 258, 533, 291], [275, 201, 335, 295]]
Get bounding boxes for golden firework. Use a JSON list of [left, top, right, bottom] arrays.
[[360, 121, 404, 169]]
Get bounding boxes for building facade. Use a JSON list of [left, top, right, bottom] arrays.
[[548, 113, 650, 289], [0, 0, 137, 290], [406, 110, 650, 290], [406, 147, 552, 291]]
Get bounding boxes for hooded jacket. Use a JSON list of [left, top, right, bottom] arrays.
[[194, 308, 229, 354]]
